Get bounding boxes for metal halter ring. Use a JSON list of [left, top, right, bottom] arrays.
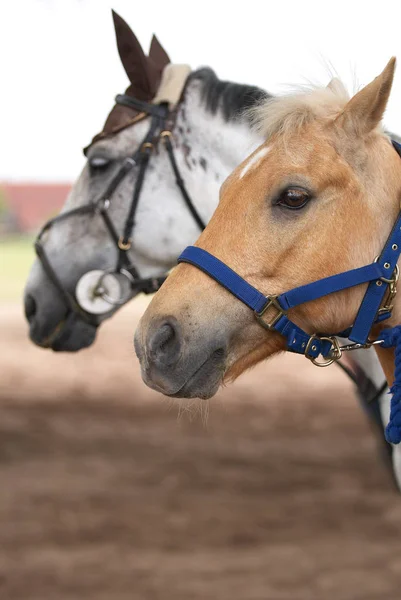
[[305, 335, 342, 367], [118, 236, 132, 251]]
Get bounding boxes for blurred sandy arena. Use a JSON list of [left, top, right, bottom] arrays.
[[1, 295, 401, 600]]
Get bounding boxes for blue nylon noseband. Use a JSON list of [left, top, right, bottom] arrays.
[[178, 140, 401, 444]]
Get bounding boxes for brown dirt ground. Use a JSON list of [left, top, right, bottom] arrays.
[[1, 302, 401, 600]]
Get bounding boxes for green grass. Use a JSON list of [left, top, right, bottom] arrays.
[[0, 236, 35, 302]]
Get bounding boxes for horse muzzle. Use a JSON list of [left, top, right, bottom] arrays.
[[134, 316, 227, 399], [25, 300, 99, 352]]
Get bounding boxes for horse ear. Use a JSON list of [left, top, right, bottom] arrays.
[[149, 35, 170, 71], [336, 57, 396, 137], [111, 10, 153, 98]]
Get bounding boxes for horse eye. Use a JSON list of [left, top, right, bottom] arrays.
[[276, 187, 310, 210], [89, 156, 111, 173]]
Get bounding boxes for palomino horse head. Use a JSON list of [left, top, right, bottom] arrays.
[[136, 58, 401, 399], [23, 10, 265, 351]]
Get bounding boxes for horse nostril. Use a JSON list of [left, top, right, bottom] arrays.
[[24, 294, 37, 323], [149, 321, 181, 366]]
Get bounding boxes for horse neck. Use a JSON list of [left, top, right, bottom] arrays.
[[173, 87, 264, 221]]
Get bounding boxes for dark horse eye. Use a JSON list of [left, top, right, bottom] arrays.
[[276, 187, 310, 210], [89, 156, 111, 173]]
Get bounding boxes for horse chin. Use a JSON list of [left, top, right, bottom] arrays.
[[29, 313, 98, 352], [141, 350, 226, 400], [168, 365, 223, 400]]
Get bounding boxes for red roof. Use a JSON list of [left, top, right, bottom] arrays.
[[0, 183, 71, 232]]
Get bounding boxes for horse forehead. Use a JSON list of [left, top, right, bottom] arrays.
[[236, 131, 336, 181], [277, 131, 336, 168]]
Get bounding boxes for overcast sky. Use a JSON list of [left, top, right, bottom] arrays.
[[2, 0, 401, 181]]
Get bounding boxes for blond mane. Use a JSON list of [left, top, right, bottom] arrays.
[[249, 78, 351, 140]]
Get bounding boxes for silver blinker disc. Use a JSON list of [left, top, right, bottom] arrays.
[[75, 270, 121, 315]]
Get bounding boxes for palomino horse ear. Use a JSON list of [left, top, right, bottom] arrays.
[[149, 35, 170, 71], [111, 10, 153, 99], [335, 57, 396, 137]]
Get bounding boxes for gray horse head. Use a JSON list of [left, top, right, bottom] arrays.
[[24, 11, 266, 351]]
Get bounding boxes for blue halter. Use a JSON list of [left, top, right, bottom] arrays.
[[178, 140, 401, 444]]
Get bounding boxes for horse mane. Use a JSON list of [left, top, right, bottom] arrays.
[[249, 79, 352, 139], [187, 67, 269, 122]]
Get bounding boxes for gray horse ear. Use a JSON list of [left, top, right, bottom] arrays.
[[111, 10, 153, 99], [149, 35, 170, 72], [336, 57, 396, 137]]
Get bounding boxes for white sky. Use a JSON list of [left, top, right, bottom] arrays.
[[2, 0, 401, 181]]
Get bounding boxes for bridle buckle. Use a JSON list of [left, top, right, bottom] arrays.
[[254, 295, 287, 330], [305, 335, 342, 367]]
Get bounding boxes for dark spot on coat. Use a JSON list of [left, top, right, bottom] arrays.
[[200, 157, 207, 172], [183, 144, 192, 170]]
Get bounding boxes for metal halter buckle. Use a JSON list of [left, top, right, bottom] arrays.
[[254, 295, 287, 330], [305, 335, 342, 367]]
